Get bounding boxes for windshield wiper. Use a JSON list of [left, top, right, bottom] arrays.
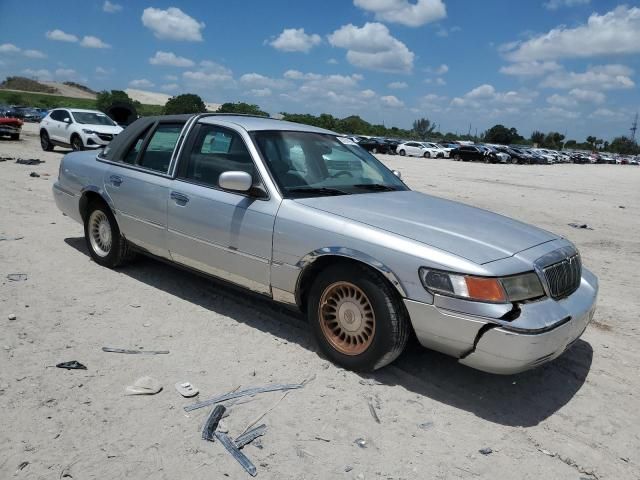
[[353, 183, 398, 192], [288, 187, 349, 196]]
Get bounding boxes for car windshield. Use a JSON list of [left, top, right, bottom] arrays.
[[253, 131, 408, 198], [71, 111, 116, 126]]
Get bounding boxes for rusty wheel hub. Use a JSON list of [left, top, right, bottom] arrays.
[[319, 282, 375, 355]]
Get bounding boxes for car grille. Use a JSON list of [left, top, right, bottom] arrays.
[[543, 254, 581, 299], [98, 133, 114, 141]]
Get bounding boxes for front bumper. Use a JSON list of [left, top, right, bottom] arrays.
[[83, 133, 116, 148], [404, 268, 598, 374]]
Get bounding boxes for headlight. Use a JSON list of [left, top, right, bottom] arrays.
[[419, 268, 544, 303], [82, 129, 98, 135]]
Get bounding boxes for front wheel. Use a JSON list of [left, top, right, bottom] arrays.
[[398, 149, 406, 156], [454, 154, 461, 161], [84, 202, 134, 268], [71, 135, 84, 151], [308, 264, 410, 371], [423, 151, 431, 158]]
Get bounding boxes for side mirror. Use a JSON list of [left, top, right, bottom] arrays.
[[392, 170, 402, 179], [219, 171, 253, 192], [63, 117, 71, 124]]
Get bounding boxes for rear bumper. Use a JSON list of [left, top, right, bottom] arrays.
[[53, 182, 82, 223], [404, 268, 598, 375]]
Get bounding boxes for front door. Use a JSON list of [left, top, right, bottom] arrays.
[[167, 123, 279, 294], [104, 121, 184, 258]]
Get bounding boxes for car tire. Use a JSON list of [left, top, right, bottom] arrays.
[[10, 133, 19, 140], [399, 150, 406, 156], [71, 134, 84, 151], [423, 152, 431, 158], [454, 154, 461, 161], [308, 263, 410, 371], [40, 130, 53, 151], [84, 201, 135, 268]]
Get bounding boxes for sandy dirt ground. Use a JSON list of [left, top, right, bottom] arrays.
[[1, 123, 639, 479]]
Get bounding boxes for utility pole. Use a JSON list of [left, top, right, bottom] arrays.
[[630, 113, 638, 141]]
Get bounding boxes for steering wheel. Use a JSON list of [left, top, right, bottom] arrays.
[[332, 170, 353, 178]]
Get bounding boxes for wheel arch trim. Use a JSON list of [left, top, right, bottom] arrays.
[[79, 186, 115, 220], [294, 247, 407, 305]]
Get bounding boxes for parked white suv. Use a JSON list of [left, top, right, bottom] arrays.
[[396, 141, 443, 158], [40, 108, 122, 151]]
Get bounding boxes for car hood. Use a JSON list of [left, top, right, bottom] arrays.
[[294, 190, 558, 264], [81, 125, 123, 134]]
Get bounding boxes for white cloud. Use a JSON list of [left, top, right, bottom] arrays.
[[388, 81, 408, 89], [381, 95, 404, 108], [543, 0, 589, 10], [269, 28, 321, 53], [435, 64, 448, 75], [436, 25, 461, 37], [22, 68, 52, 80], [327, 58, 339, 65], [199, 60, 232, 75], [129, 78, 155, 88], [502, 6, 640, 62], [149, 51, 194, 67], [23, 49, 46, 58], [536, 106, 580, 120], [103, 0, 122, 13], [80, 36, 111, 49], [160, 83, 179, 91], [0, 43, 20, 53], [328, 22, 414, 73], [183, 70, 233, 88], [500, 60, 561, 77], [588, 107, 626, 120], [452, 84, 538, 109], [95, 66, 112, 75], [541, 64, 635, 90], [240, 73, 289, 89], [425, 77, 446, 86], [284, 70, 322, 81], [354, 0, 446, 27], [165, 74, 178, 81], [46, 29, 78, 42], [569, 88, 605, 103], [142, 7, 205, 41], [248, 88, 272, 97], [55, 68, 77, 80]]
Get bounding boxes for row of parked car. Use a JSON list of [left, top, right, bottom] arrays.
[[346, 135, 638, 165]]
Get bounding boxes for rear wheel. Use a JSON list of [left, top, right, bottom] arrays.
[[454, 154, 461, 161], [423, 151, 431, 158], [308, 264, 410, 371], [399, 150, 406, 156], [71, 134, 84, 151], [84, 201, 134, 268], [40, 130, 53, 151]]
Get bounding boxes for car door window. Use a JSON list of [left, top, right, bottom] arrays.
[[179, 124, 257, 189], [50, 110, 65, 122], [138, 123, 183, 173], [121, 127, 152, 165]]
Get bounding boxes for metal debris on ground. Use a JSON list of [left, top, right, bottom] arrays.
[[215, 431, 258, 477], [368, 400, 381, 424], [479, 447, 493, 455], [29, 172, 40, 178], [0, 236, 24, 241], [55, 361, 87, 370], [17, 461, 29, 471], [125, 376, 162, 395], [7, 273, 28, 281], [234, 424, 267, 449], [354, 438, 367, 448], [568, 223, 594, 230], [184, 382, 306, 412], [8, 314, 17, 321], [418, 421, 434, 430], [102, 347, 169, 355], [202, 404, 226, 442]]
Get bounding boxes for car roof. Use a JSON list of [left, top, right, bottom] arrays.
[[199, 114, 336, 134]]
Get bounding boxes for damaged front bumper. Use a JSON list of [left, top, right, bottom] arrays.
[[404, 268, 598, 374]]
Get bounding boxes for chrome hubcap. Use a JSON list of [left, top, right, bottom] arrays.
[[319, 282, 375, 356], [88, 210, 112, 257]]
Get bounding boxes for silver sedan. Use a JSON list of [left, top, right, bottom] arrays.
[[53, 114, 598, 374]]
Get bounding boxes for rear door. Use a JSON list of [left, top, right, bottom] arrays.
[[104, 121, 185, 258], [167, 122, 279, 294]]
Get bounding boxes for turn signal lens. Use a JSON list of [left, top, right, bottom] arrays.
[[464, 276, 507, 303]]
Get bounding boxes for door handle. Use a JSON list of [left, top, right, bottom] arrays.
[[170, 191, 189, 205], [109, 175, 122, 187]]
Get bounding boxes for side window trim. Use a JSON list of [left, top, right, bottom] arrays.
[[133, 120, 159, 166]]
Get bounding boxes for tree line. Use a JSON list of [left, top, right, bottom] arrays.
[[95, 90, 640, 155]]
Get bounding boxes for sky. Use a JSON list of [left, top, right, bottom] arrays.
[[0, 0, 639, 141]]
